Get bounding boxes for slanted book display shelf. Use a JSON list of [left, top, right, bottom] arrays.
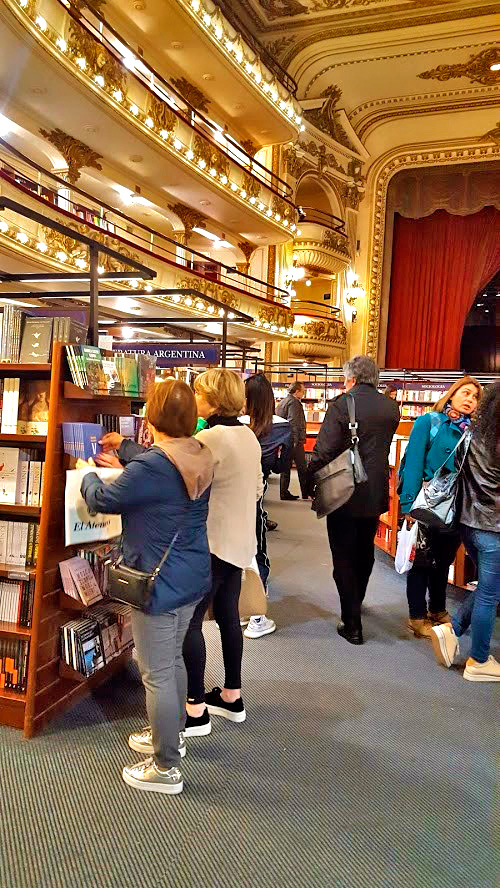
[[0, 344, 136, 736]]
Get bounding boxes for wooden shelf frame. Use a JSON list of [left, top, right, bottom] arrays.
[[0, 344, 133, 737]]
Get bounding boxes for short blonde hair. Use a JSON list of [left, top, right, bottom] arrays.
[[434, 376, 482, 413], [194, 368, 245, 417]]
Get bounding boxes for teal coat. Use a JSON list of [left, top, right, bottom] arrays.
[[398, 412, 463, 514]]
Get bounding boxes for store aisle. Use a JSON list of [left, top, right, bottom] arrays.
[[0, 476, 497, 888]]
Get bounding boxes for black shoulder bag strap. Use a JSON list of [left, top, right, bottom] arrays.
[[346, 393, 368, 484]]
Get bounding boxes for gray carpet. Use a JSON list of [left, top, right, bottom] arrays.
[[0, 475, 498, 888]]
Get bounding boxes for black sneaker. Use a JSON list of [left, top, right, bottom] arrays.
[[205, 687, 246, 723], [280, 492, 299, 501], [184, 707, 212, 737]]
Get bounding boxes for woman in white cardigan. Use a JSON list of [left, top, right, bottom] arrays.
[[183, 368, 263, 736]]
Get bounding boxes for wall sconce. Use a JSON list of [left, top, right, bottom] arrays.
[[345, 268, 364, 323]]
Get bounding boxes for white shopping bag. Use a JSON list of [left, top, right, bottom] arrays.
[[395, 519, 418, 574], [65, 467, 123, 546]]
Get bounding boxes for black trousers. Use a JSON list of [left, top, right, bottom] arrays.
[[280, 442, 308, 498], [326, 511, 379, 630], [183, 554, 242, 704], [406, 527, 460, 619]]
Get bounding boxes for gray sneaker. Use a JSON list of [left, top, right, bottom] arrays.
[[122, 757, 183, 794], [128, 727, 186, 758]]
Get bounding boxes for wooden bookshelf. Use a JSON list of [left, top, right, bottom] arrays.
[[0, 344, 134, 736], [0, 434, 46, 444]]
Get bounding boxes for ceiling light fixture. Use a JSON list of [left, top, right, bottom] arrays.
[[56, 37, 67, 52], [113, 89, 123, 102], [16, 231, 29, 244], [36, 241, 48, 252]]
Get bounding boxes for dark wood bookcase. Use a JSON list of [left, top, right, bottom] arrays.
[[0, 344, 135, 736]]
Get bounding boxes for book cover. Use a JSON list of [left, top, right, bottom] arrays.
[[80, 423, 105, 461], [118, 416, 135, 438], [0, 448, 20, 503], [102, 357, 123, 395], [0, 521, 8, 564], [78, 622, 105, 676], [19, 317, 53, 364], [65, 556, 103, 606], [81, 346, 107, 394], [121, 355, 139, 397], [30, 462, 42, 507], [17, 380, 50, 435]]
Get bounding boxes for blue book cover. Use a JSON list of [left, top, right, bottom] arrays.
[[80, 423, 106, 461]]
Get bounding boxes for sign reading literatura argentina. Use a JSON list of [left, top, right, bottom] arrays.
[[113, 343, 221, 366]]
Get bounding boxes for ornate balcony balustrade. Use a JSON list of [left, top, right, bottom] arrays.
[[289, 312, 348, 361], [5, 0, 297, 233], [293, 223, 351, 276]]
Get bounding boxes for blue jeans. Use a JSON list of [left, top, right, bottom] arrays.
[[452, 525, 500, 664]]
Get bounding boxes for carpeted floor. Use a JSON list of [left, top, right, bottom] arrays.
[[0, 476, 498, 888]]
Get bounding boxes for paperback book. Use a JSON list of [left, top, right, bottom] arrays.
[[0, 638, 29, 691]]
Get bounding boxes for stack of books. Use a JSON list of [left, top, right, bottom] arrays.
[[0, 577, 35, 627], [65, 346, 156, 398], [0, 638, 29, 691], [96, 414, 136, 438], [76, 542, 120, 597], [0, 308, 88, 364], [60, 601, 132, 676], [0, 377, 50, 435], [0, 448, 45, 505], [59, 555, 104, 607], [0, 521, 39, 568], [62, 422, 105, 462]]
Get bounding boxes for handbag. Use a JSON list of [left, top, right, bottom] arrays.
[[108, 531, 179, 610], [311, 394, 368, 519], [409, 429, 470, 530]]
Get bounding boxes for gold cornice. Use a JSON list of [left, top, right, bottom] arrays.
[[167, 203, 207, 244], [39, 128, 102, 183], [418, 47, 500, 87], [356, 95, 500, 142], [170, 77, 210, 113], [482, 121, 500, 144], [364, 143, 500, 360]]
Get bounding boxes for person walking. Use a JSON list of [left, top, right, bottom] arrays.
[[240, 373, 292, 639], [276, 381, 308, 500], [398, 376, 482, 638], [431, 381, 499, 681], [182, 369, 263, 736], [81, 379, 214, 795], [309, 356, 400, 645]]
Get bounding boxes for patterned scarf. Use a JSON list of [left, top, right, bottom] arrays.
[[444, 403, 472, 433]]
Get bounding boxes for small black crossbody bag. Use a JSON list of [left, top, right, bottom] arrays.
[[108, 530, 180, 610]]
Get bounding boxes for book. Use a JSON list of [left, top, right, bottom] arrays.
[[17, 380, 50, 435], [0, 638, 29, 691], [1, 378, 20, 434], [81, 346, 107, 395], [19, 318, 53, 363], [59, 556, 103, 606], [0, 448, 21, 503], [62, 422, 106, 461]]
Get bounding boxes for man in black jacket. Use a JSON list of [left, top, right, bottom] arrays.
[[277, 382, 308, 500], [309, 356, 400, 645]]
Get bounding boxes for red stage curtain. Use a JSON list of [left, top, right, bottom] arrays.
[[385, 206, 500, 369]]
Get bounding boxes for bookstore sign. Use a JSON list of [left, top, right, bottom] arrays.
[[113, 343, 221, 367]]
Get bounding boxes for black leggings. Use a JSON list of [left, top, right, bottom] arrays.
[[183, 554, 243, 704]]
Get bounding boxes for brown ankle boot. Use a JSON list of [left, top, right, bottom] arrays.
[[407, 618, 433, 638], [429, 611, 452, 625]]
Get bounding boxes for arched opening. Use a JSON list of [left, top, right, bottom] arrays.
[[460, 270, 499, 373], [296, 176, 333, 214]]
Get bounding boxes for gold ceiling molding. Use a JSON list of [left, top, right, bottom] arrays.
[[303, 87, 353, 151], [262, 35, 296, 61], [170, 77, 210, 113], [39, 128, 103, 184], [355, 96, 499, 142], [301, 140, 344, 175], [303, 43, 497, 97], [240, 139, 258, 157], [418, 48, 500, 87], [72, 0, 107, 14], [67, 17, 126, 98], [340, 159, 365, 210], [167, 203, 207, 244], [482, 121, 500, 144], [364, 144, 500, 360], [351, 84, 498, 121], [253, 0, 308, 20], [283, 145, 311, 179]]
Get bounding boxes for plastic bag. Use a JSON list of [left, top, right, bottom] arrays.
[[395, 519, 418, 574], [65, 467, 123, 546]]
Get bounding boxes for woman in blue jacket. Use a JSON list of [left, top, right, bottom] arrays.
[[80, 379, 214, 795], [399, 376, 481, 638]]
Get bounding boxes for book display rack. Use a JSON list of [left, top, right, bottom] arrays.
[[0, 344, 138, 736]]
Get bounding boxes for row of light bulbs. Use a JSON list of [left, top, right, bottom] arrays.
[[1, 218, 293, 335], [189, 0, 304, 130], [23, 0, 297, 232]]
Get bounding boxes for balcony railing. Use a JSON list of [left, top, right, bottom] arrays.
[[58, 0, 293, 200], [297, 207, 347, 236], [0, 142, 291, 307], [7, 0, 297, 230], [215, 0, 298, 96]]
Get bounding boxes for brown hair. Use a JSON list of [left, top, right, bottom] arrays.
[[146, 378, 197, 437], [434, 376, 483, 413], [194, 368, 245, 417]]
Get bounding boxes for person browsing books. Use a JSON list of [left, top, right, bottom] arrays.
[[80, 379, 214, 796], [182, 368, 263, 737]]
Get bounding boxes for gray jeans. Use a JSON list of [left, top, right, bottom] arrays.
[[131, 602, 196, 769]]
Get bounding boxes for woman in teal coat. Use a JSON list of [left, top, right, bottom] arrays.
[[398, 376, 481, 638]]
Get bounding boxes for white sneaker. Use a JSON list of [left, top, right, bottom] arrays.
[[131, 646, 138, 663], [463, 655, 500, 682], [128, 727, 186, 757], [431, 623, 459, 667], [244, 616, 276, 639]]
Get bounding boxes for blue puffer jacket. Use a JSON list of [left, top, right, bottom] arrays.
[[81, 444, 211, 614], [398, 412, 465, 515]]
